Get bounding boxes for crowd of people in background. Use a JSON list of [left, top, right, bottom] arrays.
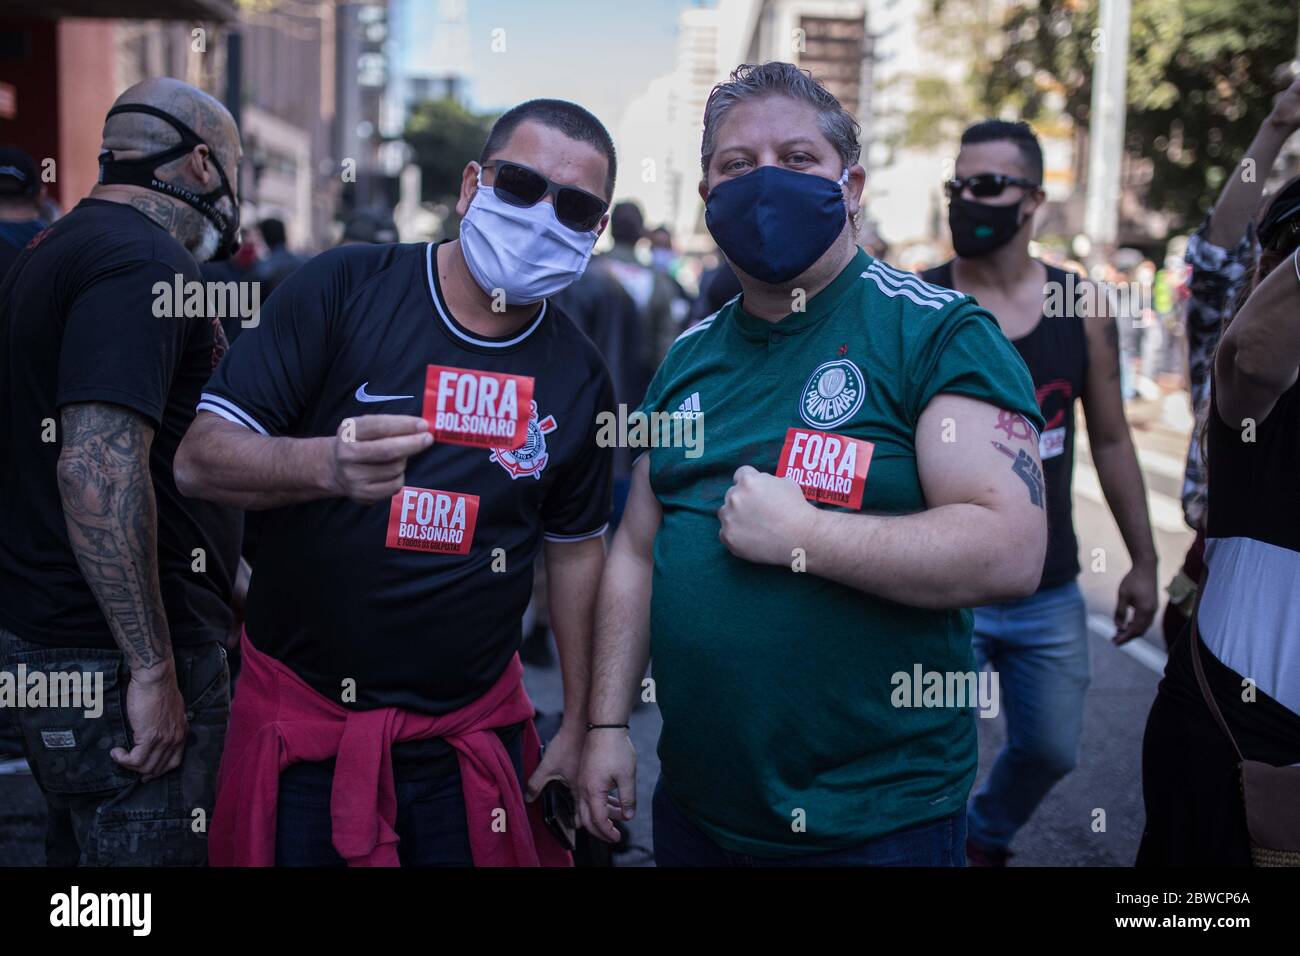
[[0, 57, 1296, 870], [0, 144, 1203, 431]]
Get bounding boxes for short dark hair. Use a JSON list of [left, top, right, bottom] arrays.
[[960, 119, 1043, 184], [0, 146, 39, 198], [610, 201, 644, 244], [701, 62, 861, 175], [480, 98, 617, 199], [259, 217, 286, 249]]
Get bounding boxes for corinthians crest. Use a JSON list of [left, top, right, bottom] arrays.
[[799, 359, 864, 429], [489, 399, 556, 480]]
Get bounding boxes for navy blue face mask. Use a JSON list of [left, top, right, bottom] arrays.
[[705, 165, 849, 285]]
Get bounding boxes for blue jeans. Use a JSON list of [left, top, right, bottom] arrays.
[[274, 731, 525, 867], [967, 580, 1089, 852], [652, 781, 966, 866]]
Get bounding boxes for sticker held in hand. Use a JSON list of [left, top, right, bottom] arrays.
[[775, 427, 873, 509], [423, 364, 535, 449], [386, 486, 480, 555]]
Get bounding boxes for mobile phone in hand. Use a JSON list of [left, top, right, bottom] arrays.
[[541, 779, 576, 851]]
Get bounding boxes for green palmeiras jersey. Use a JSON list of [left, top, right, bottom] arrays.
[[638, 248, 1044, 856]]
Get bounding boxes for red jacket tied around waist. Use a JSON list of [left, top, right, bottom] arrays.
[[209, 630, 571, 867]]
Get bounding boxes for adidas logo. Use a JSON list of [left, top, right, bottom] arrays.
[[672, 391, 702, 420]]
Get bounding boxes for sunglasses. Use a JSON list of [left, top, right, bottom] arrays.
[[945, 173, 1041, 199], [480, 160, 608, 232], [1258, 201, 1300, 253]]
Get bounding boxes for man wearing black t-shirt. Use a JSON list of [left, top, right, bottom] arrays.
[[0, 78, 243, 865], [176, 99, 616, 866], [923, 120, 1157, 866], [0, 147, 49, 281]]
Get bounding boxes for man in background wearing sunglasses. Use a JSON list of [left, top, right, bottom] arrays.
[[922, 120, 1157, 866], [175, 99, 617, 866]]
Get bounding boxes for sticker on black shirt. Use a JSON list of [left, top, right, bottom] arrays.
[[775, 427, 873, 509], [424, 364, 534, 449], [195, 242, 615, 713], [386, 486, 480, 555]]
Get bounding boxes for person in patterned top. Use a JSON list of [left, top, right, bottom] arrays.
[[1162, 68, 1300, 649]]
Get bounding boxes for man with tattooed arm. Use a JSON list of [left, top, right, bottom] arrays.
[[0, 78, 242, 865]]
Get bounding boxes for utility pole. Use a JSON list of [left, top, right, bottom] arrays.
[[1083, 0, 1131, 260]]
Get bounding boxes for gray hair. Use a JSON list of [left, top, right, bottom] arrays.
[[700, 62, 862, 175]]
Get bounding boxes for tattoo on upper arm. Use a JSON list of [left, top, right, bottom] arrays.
[[57, 403, 169, 670], [991, 440, 1045, 508], [994, 410, 1035, 442]]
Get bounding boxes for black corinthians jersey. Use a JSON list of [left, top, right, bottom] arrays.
[[201, 241, 613, 714]]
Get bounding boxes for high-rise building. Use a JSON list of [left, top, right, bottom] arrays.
[[335, 1, 394, 224], [617, 0, 761, 247]]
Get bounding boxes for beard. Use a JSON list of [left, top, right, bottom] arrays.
[[182, 195, 236, 263], [190, 218, 221, 263]]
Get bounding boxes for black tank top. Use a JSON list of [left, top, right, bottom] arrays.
[[922, 260, 1089, 590]]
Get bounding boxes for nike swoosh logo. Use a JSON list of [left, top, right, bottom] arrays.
[[355, 382, 415, 403]]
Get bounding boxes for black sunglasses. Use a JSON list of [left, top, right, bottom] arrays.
[[1258, 200, 1300, 253], [480, 160, 608, 232], [945, 173, 1041, 199]]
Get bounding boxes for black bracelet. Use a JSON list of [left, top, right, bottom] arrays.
[[586, 722, 629, 731]]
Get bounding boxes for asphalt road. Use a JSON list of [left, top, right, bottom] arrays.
[[0, 394, 1194, 867]]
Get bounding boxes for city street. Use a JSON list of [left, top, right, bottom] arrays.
[[521, 390, 1197, 867], [0, 394, 1191, 868]]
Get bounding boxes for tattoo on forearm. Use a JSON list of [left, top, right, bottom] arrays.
[[57, 404, 171, 670], [991, 440, 1045, 509]]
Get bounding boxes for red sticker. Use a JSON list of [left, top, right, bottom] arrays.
[[386, 486, 480, 555], [423, 365, 535, 450], [775, 427, 874, 509]]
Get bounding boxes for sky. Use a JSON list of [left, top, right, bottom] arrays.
[[398, 0, 698, 131]]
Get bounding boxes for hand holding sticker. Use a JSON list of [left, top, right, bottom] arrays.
[[423, 364, 535, 449]]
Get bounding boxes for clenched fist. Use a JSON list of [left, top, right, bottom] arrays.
[[717, 465, 816, 566], [330, 414, 433, 504]]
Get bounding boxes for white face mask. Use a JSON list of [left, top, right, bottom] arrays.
[[459, 173, 599, 305]]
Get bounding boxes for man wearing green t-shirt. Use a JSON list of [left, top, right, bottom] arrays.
[[577, 62, 1047, 865]]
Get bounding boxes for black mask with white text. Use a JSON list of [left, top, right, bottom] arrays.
[[97, 104, 240, 261]]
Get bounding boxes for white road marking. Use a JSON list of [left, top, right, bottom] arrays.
[[1087, 613, 1167, 674], [1073, 462, 1187, 535], [1076, 430, 1187, 483]]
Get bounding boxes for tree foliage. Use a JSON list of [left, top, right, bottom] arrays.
[[910, 0, 1299, 228], [403, 98, 496, 207]]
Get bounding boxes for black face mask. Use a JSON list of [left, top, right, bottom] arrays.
[[98, 103, 240, 261], [948, 195, 1026, 258]]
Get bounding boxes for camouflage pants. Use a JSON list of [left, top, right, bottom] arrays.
[[0, 629, 229, 866]]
